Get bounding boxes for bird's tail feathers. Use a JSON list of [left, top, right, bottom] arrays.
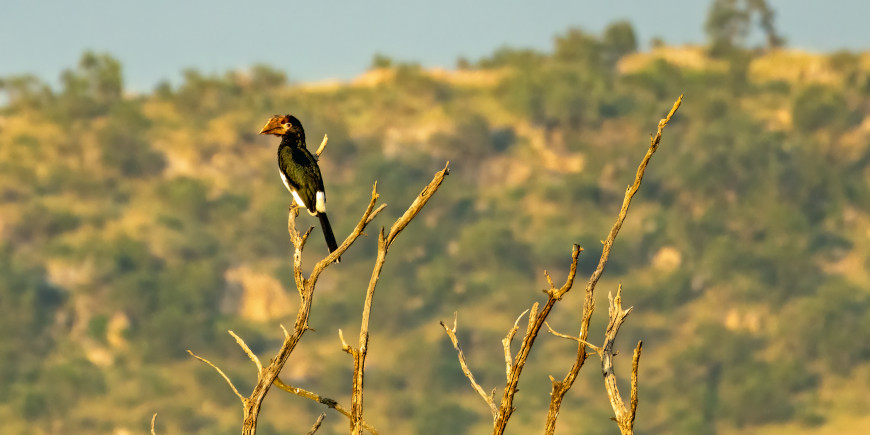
[[318, 213, 340, 263]]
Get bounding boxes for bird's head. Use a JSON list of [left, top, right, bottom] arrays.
[[259, 114, 304, 137]]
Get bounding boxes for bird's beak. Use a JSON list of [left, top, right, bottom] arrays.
[[259, 117, 286, 135]]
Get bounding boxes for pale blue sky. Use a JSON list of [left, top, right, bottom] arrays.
[[1, 1, 867, 91]]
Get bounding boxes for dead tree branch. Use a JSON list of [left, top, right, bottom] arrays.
[[442, 95, 681, 435], [191, 183, 385, 435], [599, 285, 640, 434], [490, 245, 581, 434], [346, 163, 450, 434], [442, 244, 581, 434], [543, 95, 681, 433]]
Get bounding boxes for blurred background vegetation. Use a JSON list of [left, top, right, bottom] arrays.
[[2, 2, 870, 434]]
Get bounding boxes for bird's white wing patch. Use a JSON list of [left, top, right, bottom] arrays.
[[316, 191, 326, 213], [290, 190, 306, 209], [279, 170, 293, 192], [280, 170, 307, 208]]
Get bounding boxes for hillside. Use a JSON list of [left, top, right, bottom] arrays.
[[2, 25, 870, 434]]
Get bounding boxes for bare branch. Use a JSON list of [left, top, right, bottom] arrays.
[[490, 244, 582, 434], [150, 413, 158, 435], [366, 204, 388, 225], [524, 302, 540, 338], [543, 321, 601, 353], [386, 162, 450, 246], [233, 184, 384, 435], [543, 270, 555, 291], [630, 341, 643, 430], [229, 330, 263, 373], [315, 134, 328, 158], [441, 313, 499, 420], [187, 350, 245, 404], [502, 309, 529, 381], [600, 285, 637, 435], [306, 413, 327, 435], [273, 378, 379, 435], [338, 329, 352, 353], [544, 95, 681, 434], [347, 164, 449, 434]]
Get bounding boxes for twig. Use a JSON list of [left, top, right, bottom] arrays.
[[273, 378, 379, 435], [503, 309, 530, 382], [187, 350, 244, 403], [441, 313, 499, 420], [347, 163, 450, 434], [306, 413, 326, 435], [229, 330, 263, 373], [315, 134, 328, 158], [150, 413, 158, 435], [543, 94, 681, 434], [489, 244, 581, 434], [543, 321, 601, 353], [630, 341, 642, 430]]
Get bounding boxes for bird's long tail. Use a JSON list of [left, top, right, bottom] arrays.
[[318, 212, 340, 263]]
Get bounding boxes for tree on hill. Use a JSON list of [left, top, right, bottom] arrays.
[[705, 0, 785, 55]]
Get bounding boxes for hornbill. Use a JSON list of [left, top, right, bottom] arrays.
[[259, 114, 339, 262]]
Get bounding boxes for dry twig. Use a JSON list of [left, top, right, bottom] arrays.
[[442, 244, 582, 434], [543, 95, 681, 433], [272, 377, 380, 435], [346, 163, 450, 434], [503, 309, 530, 381], [490, 245, 581, 433], [315, 134, 328, 158], [306, 413, 327, 435], [441, 313, 499, 420]]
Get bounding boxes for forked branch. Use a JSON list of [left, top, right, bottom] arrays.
[[346, 163, 450, 434], [191, 184, 384, 435], [543, 94, 681, 434], [442, 95, 681, 435], [600, 285, 641, 435], [442, 245, 582, 435], [441, 313, 499, 420]]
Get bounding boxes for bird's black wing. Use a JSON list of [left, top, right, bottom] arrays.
[[278, 146, 324, 212]]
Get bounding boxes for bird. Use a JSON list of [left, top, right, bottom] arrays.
[[259, 114, 340, 262]]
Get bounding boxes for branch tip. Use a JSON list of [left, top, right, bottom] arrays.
[[187, 350, 245, 403], [229, 330, 263, 372]]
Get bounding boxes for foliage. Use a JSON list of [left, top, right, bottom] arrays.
[[2, 19, 870, 434]]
